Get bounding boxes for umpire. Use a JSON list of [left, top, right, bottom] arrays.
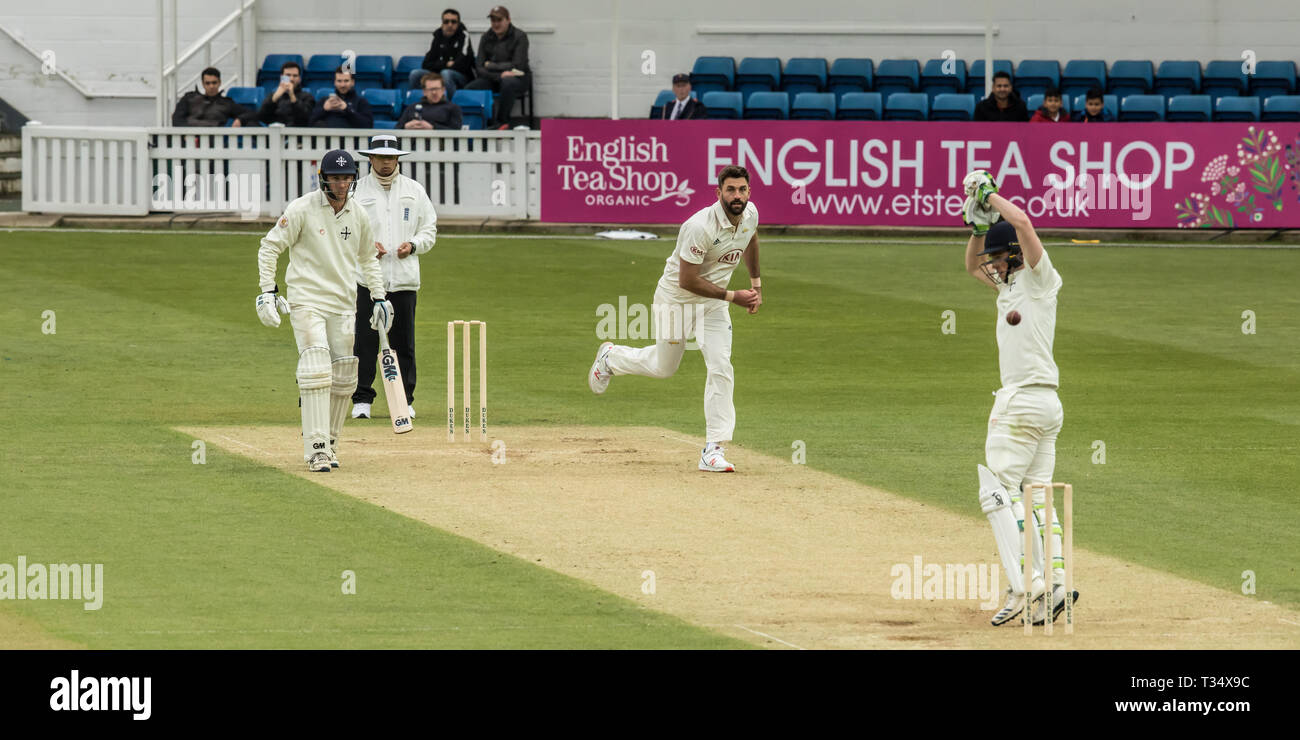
[[350, 134, 438, 420]]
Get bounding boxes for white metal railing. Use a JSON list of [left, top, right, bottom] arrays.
[[22, 125, 542, 219], [158, 0, 259, 126]]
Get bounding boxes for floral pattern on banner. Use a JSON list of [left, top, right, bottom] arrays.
[[1175, 126, 1293, 228]]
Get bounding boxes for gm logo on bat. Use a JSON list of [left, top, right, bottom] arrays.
[[394, 416, 411, 429], [382, 353, 399, 381]]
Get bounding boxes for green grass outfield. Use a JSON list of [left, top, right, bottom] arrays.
[[1, 229, 1297, 648]]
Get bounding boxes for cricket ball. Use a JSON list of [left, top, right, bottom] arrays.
[[1006, 310, 1022, 326]]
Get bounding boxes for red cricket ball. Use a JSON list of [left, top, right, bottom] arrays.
[[1006, 310, 1022, 326]]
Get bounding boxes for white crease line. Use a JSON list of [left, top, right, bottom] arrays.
[[1281, 618, 1300, 627], [734, 624, 806, 650], [213, 434, 272, 458]]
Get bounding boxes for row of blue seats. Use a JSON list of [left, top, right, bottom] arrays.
[[256, 53, 452, 93], [689, 57, 1300, 102], [668, 90, 1300, 122], [225, 86, 495, 129]]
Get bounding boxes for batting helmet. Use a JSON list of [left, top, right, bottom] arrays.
[[318, 149, 358, 201], [977, 221, 1024, 283]]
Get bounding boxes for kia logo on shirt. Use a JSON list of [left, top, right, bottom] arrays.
[[719, 249, 744, 265]]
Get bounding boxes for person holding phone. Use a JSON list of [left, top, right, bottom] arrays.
[[309, 67, 374, 128], [258, 60, 315, 126]]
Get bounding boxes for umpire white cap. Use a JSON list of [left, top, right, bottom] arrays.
[[357, 134, 409, 156]]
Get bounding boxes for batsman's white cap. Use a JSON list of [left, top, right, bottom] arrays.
[[358, 134, 408, 156]]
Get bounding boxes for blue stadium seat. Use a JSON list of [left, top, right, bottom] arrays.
[[257, 54, 305, 89], [1015, 60, 1060, 99], [362, 89, 400, 120], [649, 89, 674, 119], [406, 89, 426, 107], [921, 58, 967, 100], [307, 54, 346, 87], [884, 92, 927, 121], [373, 119, 398, 129], [1166, 95, 1212, 122], [1108, 60, 1154, 98], [790, 92, 836, 119], [744, 91, 789, 119], [875, 59, 921, 97], [1262, 95, 1300, 121], [967, 59, 1014, 98], [692, 57, 736, 96], [782, 58, 828, 95], [1213, 96, 1260, 121], [226, 86, 264, 109], [736, 57, 782, 101], [836, 92, 882, 120], [1202, 61, 1248, 100], [828, 58, 873, 99], [395, 56, 425, 85], [1026, 93, 1070, 117], [1119, 94, 1165, 121], [452, 90, 492, 129], [701, 91, 742, 119], [314, 86, 336, 102], [929, 93, 975, 121], [355, 55, 393, 90], [1061, 60, 1106, 99], [1155, 61, 1201, 99], [1073, 94, 1119, 120], [1250, 61, 1298, 99]]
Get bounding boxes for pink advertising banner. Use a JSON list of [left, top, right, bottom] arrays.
[[540, 119, 1300, 228]]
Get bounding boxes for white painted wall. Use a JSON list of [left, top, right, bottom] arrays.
[[2, 0, 1298, 126]]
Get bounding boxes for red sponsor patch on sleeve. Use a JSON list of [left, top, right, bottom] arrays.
[[279, 217, 288, 228], [689, 245, 705, 257]]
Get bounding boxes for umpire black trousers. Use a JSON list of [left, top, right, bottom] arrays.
[[352, 286, 417, 406]]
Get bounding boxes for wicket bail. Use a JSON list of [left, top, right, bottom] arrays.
[[1022, 481, 1074, 636], [447, 320, 487, 442]]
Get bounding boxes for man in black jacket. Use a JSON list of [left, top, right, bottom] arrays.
[[407, 8, 476, 97], [398, 74, 463, 130], [973, 71, 1029, 122], [660, 74, 707, 119], [258, 60, 315, 126], [309, 68, 374, 128], [463, 5, 530, 129], [172, 67, 256, 127]]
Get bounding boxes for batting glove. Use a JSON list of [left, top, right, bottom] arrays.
[[370, 298, 394, 332], [962, 169, 999, 206], [963, 195, 1001, 236], [255, 289, 290, 328]]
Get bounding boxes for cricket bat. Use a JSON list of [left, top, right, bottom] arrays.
[[378, 331, 412, 434]]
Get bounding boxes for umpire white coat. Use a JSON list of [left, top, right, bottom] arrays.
[[353, 173, 438, 292]]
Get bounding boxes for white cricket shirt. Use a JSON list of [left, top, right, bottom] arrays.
[[995, 250, 1062, 389], [657, 200, 758, 302], [258, 189, 385, 313]]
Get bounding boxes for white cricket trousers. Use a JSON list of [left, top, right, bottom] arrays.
[[603, 288, 736, 443]]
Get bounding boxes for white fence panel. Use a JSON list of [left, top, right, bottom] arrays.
[[22, 127, 151, 216]]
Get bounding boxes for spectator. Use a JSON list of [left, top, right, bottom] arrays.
[[1073, 87, 1115, 123], [171, 67, 256, 127], [258, 60, 315, 126], [1030, 87, 1068, 122], [309, 67, 374, 128], [973, 71, 1029, 122], [659, 73, 707, 119], [463, 5, 529, 129], [407, 8, 476, 97], [397, 74, 463, 130]]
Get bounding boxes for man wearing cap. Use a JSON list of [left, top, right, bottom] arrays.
[[660, 74, 707, 120], [350, 135, 439, 422], [256, 150, 392, 472], [463, 5, 530, 129], [960, 170, 1076, 628]]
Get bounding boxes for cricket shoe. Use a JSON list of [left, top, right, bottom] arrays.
[[1031, 584, 1080, 625], [327, 447, 339, 469], [698, 443, 735, 472], [408, 405, 416, 419], [308, 452, 332, 473], [351, 403, 371, 419], [588, 342, 614, 394], [990, 578, 1044, 626]]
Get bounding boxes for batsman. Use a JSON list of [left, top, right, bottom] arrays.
[[961, 170, 1078, 627], [256, 150, 394, 472]]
